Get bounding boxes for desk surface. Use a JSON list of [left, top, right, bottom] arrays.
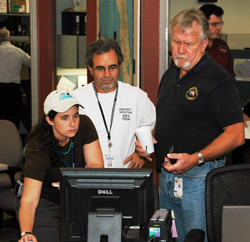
[[0, 163, 8, 171]]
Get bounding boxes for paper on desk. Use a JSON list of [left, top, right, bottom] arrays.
[[57, 76, 76, 91], [244, 121, 250, 139]]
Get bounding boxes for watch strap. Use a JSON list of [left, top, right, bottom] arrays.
[[196, 151, 205, 166], [21, 231, 33, 237]]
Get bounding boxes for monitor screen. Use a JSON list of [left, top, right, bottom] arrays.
[[59, 168, 155, 242]]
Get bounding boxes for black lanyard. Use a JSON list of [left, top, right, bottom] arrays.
[[93, 82, 118, 147]]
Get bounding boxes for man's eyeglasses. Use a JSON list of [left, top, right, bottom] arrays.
[[209, 21, 224, 27], [93, 65, 119, 73]]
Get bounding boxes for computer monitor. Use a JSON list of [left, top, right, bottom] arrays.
[[59, 168, 155, 242]]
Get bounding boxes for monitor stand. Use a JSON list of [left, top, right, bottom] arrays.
[[87, 209, 122, 242]]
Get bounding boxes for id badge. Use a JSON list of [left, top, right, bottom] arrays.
[[174, 177, 183, 199], [105, 155, 114, 167]]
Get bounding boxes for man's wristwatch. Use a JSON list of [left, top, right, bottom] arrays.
[[21, 231, 33, 237], [196, 151, 205, 167]]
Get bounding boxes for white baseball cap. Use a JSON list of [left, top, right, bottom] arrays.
[[44, 90, 83, 115]]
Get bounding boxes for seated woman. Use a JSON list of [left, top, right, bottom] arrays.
[[17, 90, 104, 242]]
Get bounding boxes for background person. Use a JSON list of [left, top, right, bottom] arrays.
[[0, 28, 31, 129], [73, 38, 156, 169], [199, 4, 234, 75], [136, 8, 244, 242], [199, 4, 250, 127], [17, 90, 103, 242]]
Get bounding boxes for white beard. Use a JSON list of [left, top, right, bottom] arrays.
[[174, 55, 191, 69]]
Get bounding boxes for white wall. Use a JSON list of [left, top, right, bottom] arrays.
[[169, 0, 250, 34], [56, 0, 86, 34], [56, 0, 74, 35]]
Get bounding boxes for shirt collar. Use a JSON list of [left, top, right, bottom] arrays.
[[0, 41, 11, 46]]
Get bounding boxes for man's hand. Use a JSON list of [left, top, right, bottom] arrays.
[[18, 233, 38, 242], [135, 138, 157, 162], [52, 182, 60, 190], [243, 112, 250, 128], [162, 153, 198, 175], [123, 151, 145, 168]]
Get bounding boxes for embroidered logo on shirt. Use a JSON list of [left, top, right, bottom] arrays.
[[218, 45, 228, 54], [119, 108, 132, 121], [186, 87, 198, 100]]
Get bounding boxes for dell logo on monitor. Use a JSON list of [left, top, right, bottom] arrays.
[[98, 190, 113, 195]]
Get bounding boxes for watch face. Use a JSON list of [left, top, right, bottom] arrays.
[[197, 152, 202, 159], [196, 152, 205, 166]]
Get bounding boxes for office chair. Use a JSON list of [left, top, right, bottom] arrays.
[[206, 164, 250, 242], [0, 120, 24, 227], [231, 99, 250, 165], [184, 229, 205, 242]]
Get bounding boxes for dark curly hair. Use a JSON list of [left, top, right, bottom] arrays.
[[26, 111, 62, 166], [85, 38, 124, 67], [199, 4, 224, 20]]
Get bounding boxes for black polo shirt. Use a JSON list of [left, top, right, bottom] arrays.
[[155, 53, 243, 165]]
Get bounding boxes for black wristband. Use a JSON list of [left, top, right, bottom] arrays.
[[21, 231, 33, 237]]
